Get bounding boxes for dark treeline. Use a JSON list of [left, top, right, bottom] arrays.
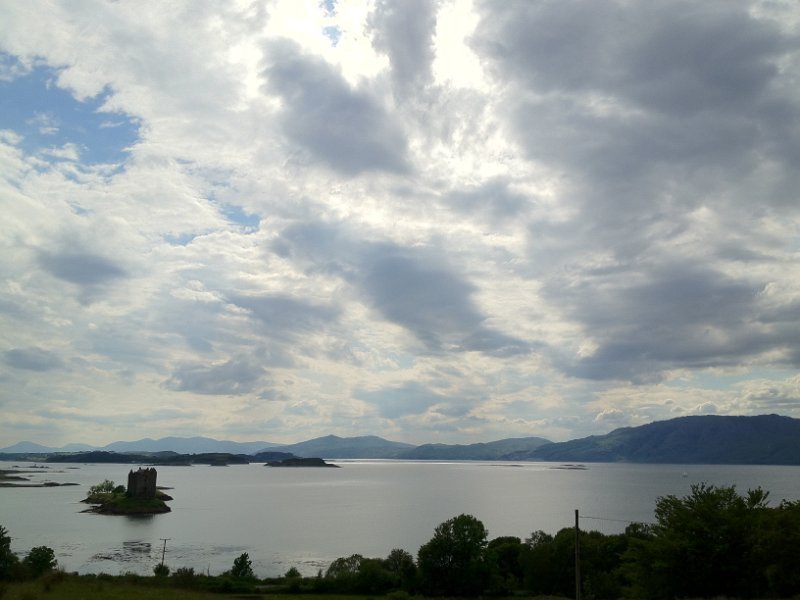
[[313, 483, 800, 599], [3, 483, 800, 598]]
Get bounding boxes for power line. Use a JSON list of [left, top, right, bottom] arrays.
[[580, 515, 653, 525]]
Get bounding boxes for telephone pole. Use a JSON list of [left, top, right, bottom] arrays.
[[574, 510, 581, 600], [160, 538, 170, 567]]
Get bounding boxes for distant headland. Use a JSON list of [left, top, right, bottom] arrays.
[[266, 457, 339, 468]]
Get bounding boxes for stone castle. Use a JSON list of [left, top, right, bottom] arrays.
[[127, 467, 157, 500]]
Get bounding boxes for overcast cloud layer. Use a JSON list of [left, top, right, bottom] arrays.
[[1, 0, 799, 447]]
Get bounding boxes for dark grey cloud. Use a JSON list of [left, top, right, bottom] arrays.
[[4, 347, 63, 371], [356, 381, 442, 418], [262, 39, 410, 175], [229, 293, 340, 346], [371, 0, 437, 96], [163, 356, 264, 395], [550, 262, 777, 382], [358, 245, 529, 356], [38, 250, 126, 286], [271, 222, 529, 356], [470, 0, 800, 384], [475, 1, 791, 113], [445, 177, 532, 224], [474, 0, 800, 220]]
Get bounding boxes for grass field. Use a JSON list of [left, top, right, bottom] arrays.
[[0, 578, 399, 600]]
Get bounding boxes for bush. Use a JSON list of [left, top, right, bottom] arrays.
[[153, 563, 170, 577], [230, 552, 254, 579], [23, 546, 56, 578], [171, 566, 196, 588]]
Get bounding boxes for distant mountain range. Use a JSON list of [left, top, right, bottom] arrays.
[[270, 435, 415, 459], [3, 414, 800, 464], [0, 436, 278, 455], [517, 414, 800, 465]]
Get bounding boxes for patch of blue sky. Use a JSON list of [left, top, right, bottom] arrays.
[[220, 203, 261, 231], [320, 0, 340, 45], [321, 0, 337, 16], [164, 232, 199, 246], [0, 55, 139, 166], [323, 26, 342, 46], [668, 367, 794, 390]]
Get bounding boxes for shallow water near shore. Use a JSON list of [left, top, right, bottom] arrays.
[[2, 460, 799, 577]]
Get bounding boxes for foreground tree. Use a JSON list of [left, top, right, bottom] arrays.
[[384, 548, 417, 591], [417, 514, 489, 596], [625, 483, 769, 599], [23, 546, 57, 578], [0, 525, 19, 580], [230, 552, 254, 579]]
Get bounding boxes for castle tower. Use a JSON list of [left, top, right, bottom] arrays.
[[127, 467, 157, 499]]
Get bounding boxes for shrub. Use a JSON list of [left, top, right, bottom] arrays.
[[230, 552, 254, 579], [171, 566, 196, 588], [23, 546, 57, 578], [285, 566, 301, 578], [153, 563, 170, 577]]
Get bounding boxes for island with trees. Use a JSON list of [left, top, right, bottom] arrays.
[[82, 468, 172, 515]]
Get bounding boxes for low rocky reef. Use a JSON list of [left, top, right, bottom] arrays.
[[0, 468, 79, 487], [265, 457, 339, 468]]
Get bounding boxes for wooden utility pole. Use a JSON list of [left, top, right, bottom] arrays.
[[575, 509, 581, 600], [160, 538, 170, 567]]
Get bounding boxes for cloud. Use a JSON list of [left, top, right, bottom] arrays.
[[356, 381, 443, 418], [4, 347, 63, 371], [37, 250, 126, 287], [163, 356, 265, 396], [230, 293, 340, 346], [371, 0, 437, 96], [273, 222, 530, 356], [1, 1, 800, 447], [262, 39, 410, 175]]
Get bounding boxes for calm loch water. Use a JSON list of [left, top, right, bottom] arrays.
[[2, 460, 799, 577]]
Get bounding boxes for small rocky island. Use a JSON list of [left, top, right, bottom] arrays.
[[82, 467, 172, 515], [0, 467, 79, 487], [266, 457, 339, 468]]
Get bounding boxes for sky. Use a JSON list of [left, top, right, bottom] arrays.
[[1, 0, 799, 448]]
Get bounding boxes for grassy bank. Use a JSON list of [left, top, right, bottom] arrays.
[[0, 576, 441, 600]]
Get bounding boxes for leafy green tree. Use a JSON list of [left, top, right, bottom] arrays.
[[230, 552, 254, 579], [324, 553, 363, 591], [354, 557, 394, 594], [625, 483, 769, 599], [326, 553, 363, 579], [749, 499, 800, 597], [23, 546, 56, 578], [520, 527, 574, 596], [384, 548, 417, 591], [0, 525, 19, 580], [284, 566, 301, 578], [486, 536, 524, 593], [417, 514, 490, 596], [88, 480, 116, 496]]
